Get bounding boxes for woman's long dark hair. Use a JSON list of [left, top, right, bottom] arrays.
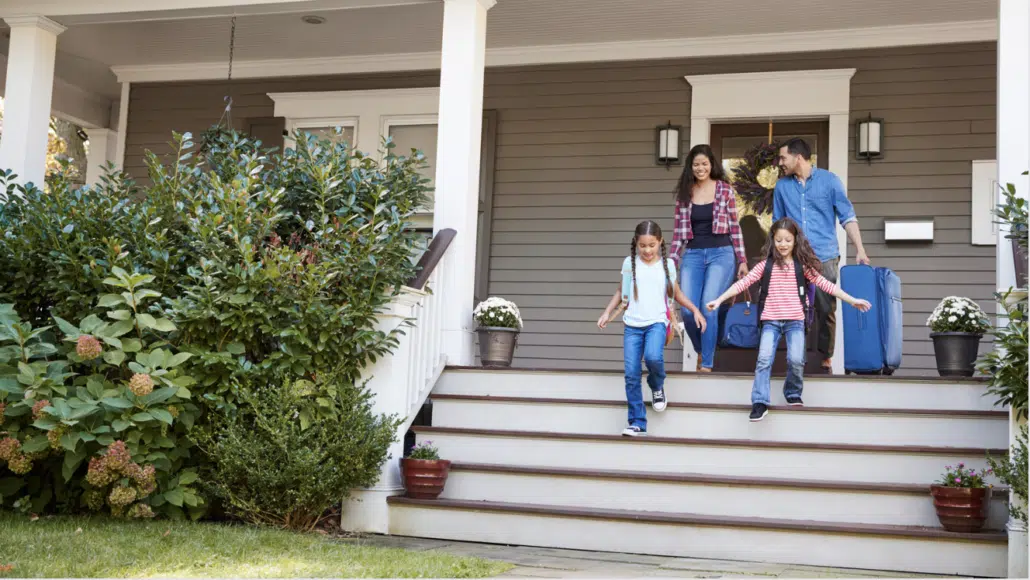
[[762, 217, 822, 273], [675, 144, 729, 204]]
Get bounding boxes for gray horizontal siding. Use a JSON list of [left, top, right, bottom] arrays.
[[123, 41, 998, 376]]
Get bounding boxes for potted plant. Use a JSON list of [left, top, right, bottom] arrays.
[[400, 440, 450, 500], [930, 463, 994, 533], [473, 296, 523, 367], [926, 296, 991, 377]]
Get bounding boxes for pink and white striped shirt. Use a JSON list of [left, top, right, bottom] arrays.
[[729, 259, 837, 322]]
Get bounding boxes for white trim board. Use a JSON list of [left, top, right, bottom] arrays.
[[683, 68, 855, 376], [111, 19, 997, 83]]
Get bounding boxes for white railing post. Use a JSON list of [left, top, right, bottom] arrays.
[[998, 1, 1030, 577], [341, 287, 425, 534]]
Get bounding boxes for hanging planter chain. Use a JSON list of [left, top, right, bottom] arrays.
[[216, 15, 237, 130]]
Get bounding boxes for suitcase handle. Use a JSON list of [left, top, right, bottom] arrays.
[[857, 311, 866, 331]]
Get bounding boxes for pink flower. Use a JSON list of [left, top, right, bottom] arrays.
[[954, 477, 962, 483], [957, 462, 965, 468]]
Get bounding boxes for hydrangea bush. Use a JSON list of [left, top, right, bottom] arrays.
[[473, 297, 523, 330], [937, 462, 992, 488], [926, 296, 991, 334]]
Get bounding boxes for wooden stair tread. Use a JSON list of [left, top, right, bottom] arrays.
[[388, 496, 1008, 543]]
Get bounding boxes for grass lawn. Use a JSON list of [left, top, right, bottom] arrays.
[[0, 511, 512, 578]]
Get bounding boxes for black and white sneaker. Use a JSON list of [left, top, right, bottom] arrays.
[[651, 389, 667, 412], [785, 395, 804, 406], [622, 425, 646, 437], [749, 403, 769, 422]]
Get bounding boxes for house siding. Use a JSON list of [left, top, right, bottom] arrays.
[[123, 42, 997, 376]]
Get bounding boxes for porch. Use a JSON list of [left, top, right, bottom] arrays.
[[0, 0, 1027, 576]]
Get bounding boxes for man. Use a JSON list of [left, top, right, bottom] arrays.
[[772, 137, 870, 372]]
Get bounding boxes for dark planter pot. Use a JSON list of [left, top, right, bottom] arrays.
[[930, 485, 992, 533], [1013, 237, 1028, 289], [930, 332, 982, 377], [477, 326, 519, 367], [400, 458, 451, 500]]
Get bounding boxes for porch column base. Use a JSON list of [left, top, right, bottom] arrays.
[[341, 438, 405, 534], [1008, 520, 1028, 578]]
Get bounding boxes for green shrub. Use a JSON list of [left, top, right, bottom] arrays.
[[988, 425, 1028, 525], [0, 268, 202, 518], [193, 369, 398, 531]]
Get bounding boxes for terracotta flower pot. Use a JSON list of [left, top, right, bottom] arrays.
[[400, 458, 451, 499], [930, 485, 992, 533]]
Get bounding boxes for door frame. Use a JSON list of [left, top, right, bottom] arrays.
[[684, 69, 856, 374]]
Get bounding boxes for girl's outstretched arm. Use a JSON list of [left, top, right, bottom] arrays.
[[598, 288, 622, 329], [803, 268, 872, 312], [707, 260, 764, 311], [673, 285, 707, 332]]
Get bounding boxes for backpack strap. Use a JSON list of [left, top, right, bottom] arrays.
[[756, 256, 775, 325], [793, 258, 812, 334]]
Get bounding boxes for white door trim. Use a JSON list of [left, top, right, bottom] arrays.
[[684, 68, 856, 375]]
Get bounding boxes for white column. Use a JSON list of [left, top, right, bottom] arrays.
[[84, 128, 116, 185], [0, 16, 65, 187], [432, 0, 495, 366], [998, 1, 1030, 577], [828, 113, 850, 376], [114, 83, 131, 171]]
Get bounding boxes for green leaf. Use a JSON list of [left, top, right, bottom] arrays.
[[31, 418, 58, 430], [150, 408, 174, 425], [79, 314, 105, 334], [141, 387, 178, 406], [60, 432, 79, 451], [112, 419, 132, 432], [103, 350, 126, 365], [62, 451, 87, 483], [0, 377, 24, 395], [136, 313, 158, 330], [183, 492, 200, 507], [107, 309, 132, 321], [96, 435, 115, 446], [178, 470, 199, 485], [121, 338, 143, 353], [166, 352, 193, 368], [152, 318, 177, 332], [165, 488, 185, 507], [99, 335, 123, 350], [131, 412, 154, 422], [52, 316, 81, 338], [66, 403, 98, 421], [101, 397, 133, 409], [134, 289, 162, 301], [107, 319, 135, 338], [226, 342, 245, 355], [176, 387, 192, 399], [97, 294, 125, 308], [21, 435, 50, 453]]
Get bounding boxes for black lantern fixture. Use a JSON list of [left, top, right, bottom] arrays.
[[856, 113, 883, 164], [655, 121, 682, 169]]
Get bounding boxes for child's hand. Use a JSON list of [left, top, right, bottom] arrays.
[[852, 299, 872, 312], [692, 309, 707, 332], [705, 299, 720, 312], [597, 311, 611, 329]]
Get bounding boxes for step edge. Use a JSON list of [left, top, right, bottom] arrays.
[[444, 366, 989, 385], [412, 425, 1008, 456], [429, 394, 1008, 418], [387, 497, 1008, 543], [448, 461, 1011, 496]]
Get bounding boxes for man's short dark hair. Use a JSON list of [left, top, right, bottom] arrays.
[[781, 137, 812, 160]]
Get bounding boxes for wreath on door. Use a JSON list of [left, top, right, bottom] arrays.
[[731, 142, 783, 216]]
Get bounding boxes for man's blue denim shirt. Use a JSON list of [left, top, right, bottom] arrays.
[[772, 167, 857, 263]]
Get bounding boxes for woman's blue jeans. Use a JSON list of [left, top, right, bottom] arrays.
[[679, 245, 736, 369]]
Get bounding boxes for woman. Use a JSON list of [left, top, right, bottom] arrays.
[[669, 144, 748, 372]]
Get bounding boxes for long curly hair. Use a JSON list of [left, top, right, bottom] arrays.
[[629, 220, 674, 301], [675, 144, 729, 205], [762, 217, 822, 273]]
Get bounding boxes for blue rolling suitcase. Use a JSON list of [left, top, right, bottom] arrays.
[[840, 264, 903, 375]]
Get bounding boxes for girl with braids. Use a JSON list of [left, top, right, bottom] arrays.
[[706, 218, 870, 422], [598, 220, 706, 437]]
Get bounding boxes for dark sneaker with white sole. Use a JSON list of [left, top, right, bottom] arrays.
[[785, 395, 804, 406], [749, 403, 769, 422], [621, 425, 646, 437], [651, 389, 667, 412]]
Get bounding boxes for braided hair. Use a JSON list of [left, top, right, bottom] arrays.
[[630, 220, 674, 301]]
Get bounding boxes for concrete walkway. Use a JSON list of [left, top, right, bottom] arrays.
[[355, 535, 957, 578]]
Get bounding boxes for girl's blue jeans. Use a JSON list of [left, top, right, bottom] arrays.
[[679, 245, 737, 369], [623, 322, 666, 430], [752, 320, 806, 405]]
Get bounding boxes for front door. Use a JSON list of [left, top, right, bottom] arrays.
[[709, 121, 830, 375]]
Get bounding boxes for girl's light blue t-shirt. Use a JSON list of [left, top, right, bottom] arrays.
[[621, 256, 676, 328]]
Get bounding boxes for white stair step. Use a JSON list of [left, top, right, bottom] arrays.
[[441, 463, 1009, 530], [413, 426, 1004, 486], [436, 368, 998, 412], [430, 394, 1008, 448], [388, 497, 1007, 577]]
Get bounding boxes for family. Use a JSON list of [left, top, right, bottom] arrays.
[[598, 138, 873, 434]]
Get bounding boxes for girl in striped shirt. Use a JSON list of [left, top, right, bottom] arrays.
[[706, 218, 870, 422]]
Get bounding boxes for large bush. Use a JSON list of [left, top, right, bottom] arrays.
[[0, 129, 431, 526]]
